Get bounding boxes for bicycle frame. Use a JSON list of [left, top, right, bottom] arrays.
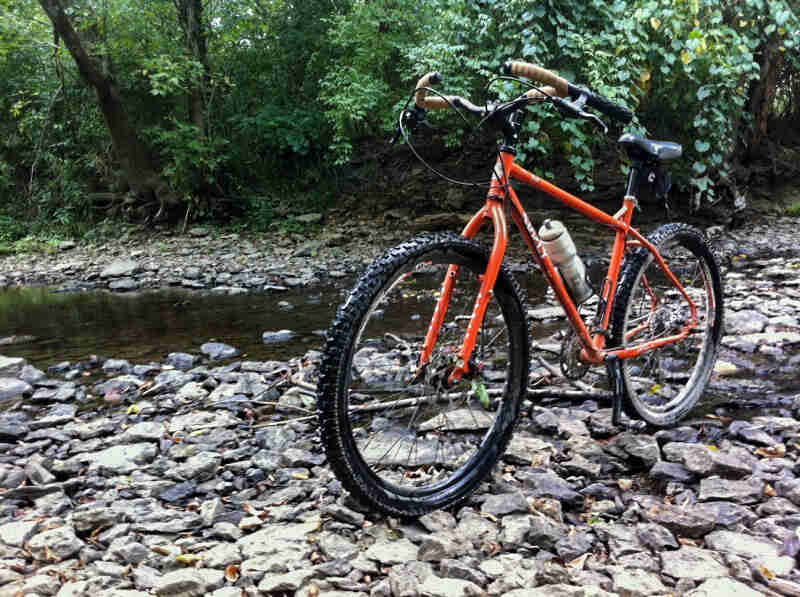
[[419, 151, 700, 385]]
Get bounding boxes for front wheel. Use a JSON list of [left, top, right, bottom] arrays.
[[317, 233, 529, 518], [610, 224, 724, 426]]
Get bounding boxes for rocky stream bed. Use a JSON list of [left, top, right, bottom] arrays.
[[1, 213, 800, 596]]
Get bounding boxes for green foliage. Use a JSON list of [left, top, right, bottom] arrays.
[[786, 202, 800, 217], [0, 0, 798, 236]]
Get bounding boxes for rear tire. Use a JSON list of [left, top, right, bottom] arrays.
[[317, 233, 529, 517], [610, 224, 724, 426]]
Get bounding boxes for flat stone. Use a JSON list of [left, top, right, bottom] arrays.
[[0, 520, 39, 547], [120, 421, 165, 442], [158, 481, 196, 503], [89, 443, 157, 475], [237, 519, 319, 559], [154, 568, 224, 595], [698, 477, 764, 504], [692, 502, 758, 529], [101, 259, 138, 278], [109, 277, 138, 291], [640, 503, 714, 538], [481, 491, 530, 516], [611, 567, 667, 596], [258, 568, 315, 593], [663, 442, 752, 477], [636, 523, 678, 550], [262, 330, 296, 344], [0, 422, 29, 442], [610, 432, 660, 466], [517, 471, 582, 506], [27, 525, 84, 562], [704, 530, 779, 559], [660, 546, 729, 580], [686, 578, 763, 597], [0, 377, 32, 401], [200, 342, 240, 360], [0, 356, 26, 376], [29, 403, 77, 430], [650, 461, 696, 484], [418, 576, 484, 597], [364, 537, 418, 565]]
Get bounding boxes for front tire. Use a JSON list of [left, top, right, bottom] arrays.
[[610, 224, 724, 426], [317, 233, 529, 517]]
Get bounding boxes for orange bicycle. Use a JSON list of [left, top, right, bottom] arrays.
[[318, 61, 724, 517]]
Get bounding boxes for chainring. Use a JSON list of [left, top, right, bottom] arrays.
[[560, 328, 590, 381]]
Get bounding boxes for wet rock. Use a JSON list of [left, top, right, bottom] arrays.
[[167, 352, 198, 370], [0, 377, 32, 401], [101, 259, 138, 278], [481, 491, 530, 516], [698, 477, 765, 504], [660, 546, 729, 580], [262, 330, 296, 344], [201, 342, 239, 360], [0, 356, 26, 376], [27, 525, 84, 562]]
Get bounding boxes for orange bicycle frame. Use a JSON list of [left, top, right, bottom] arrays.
[[418, 151, 699, 384]]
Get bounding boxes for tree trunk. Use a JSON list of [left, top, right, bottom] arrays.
[[743, 32, 784, 160], [37, 0, 169, 205], [176, 0, 209, 133]]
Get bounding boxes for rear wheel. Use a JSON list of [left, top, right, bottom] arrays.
[[610, 224, 723, 426], [317, 233, 529, 517]]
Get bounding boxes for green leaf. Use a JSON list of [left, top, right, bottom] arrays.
[[697, 86, 712, 100], [695, 140, 711, 153], [471, 380, 490, 409]]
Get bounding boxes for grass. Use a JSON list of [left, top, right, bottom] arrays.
[[786, 202, 800, 217]]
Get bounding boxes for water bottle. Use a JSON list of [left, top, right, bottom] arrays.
[[538, 219, 593, 304]]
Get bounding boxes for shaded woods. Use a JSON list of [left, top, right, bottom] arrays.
[[0, 0, 798, 239]]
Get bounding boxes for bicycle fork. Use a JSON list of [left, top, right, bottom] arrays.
[[418, 199, 507, 385]]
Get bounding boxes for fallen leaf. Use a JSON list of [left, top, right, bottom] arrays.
[[678, 537, 700, 546], [755, 444, 786, 458], [764, 484, 777, 497], [176, 553, 202, 566], [567, 553, 590, 569], [224, 564, 240, 582]]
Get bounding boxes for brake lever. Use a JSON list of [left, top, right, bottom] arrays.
[[580, 111, 608, 134]]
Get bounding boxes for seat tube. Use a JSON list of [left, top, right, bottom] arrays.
[[448, 199, 507, 383]]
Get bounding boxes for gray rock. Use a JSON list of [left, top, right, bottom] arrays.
[[29, 403, 76, 430], [89, 443, 157, 475], [166, 352, 198, 370], [322, 503, 366, 527], [201, 497, 224, 526], [500, 514, 531, 548], [237, 518, 319, 559], [172, 451, 220, 481], [0, 422, 29, 442], [611, 432, 660, 466], [364, 537, 418, 565], [280, 447, 325, 468], [650, 461, 697, 484], [101, 259, 138, 278], [120, 421, 164, 443], [439, 559, 487, 586], [555, 531, 595, 561], [109, 277, 138, 291], [0, 377, 32, 401], [692, 502, 758, 529], [418, 576, 484, 597], [200, 342, 239, 360], [503, 434, 556, 466], [158, 481, 196, 503], [18, 364, 45, 384], [527, 515, 567, 551], [25, 454, 56, 485], [686, 577, 763, 597], [154, 569, 224, 595], [610, 567, 667, 596], [636, 523, 678, 551], [660, 546, 729, 580], [640, 503, 715, 538], [0, 520, 39, 547], [21, 574, 61, 595], [662, 442, 752, 477], [517, 471, 582, 506], [318, 532, 359, 560], [203, 543, 242, 568], [698, 477, 764, 504], [704, 530, 779, 559], [27, 525, 84, 562], [211, 521, 242, 541], [70, 504, 122, 533], [262, 330, 296, 344], [258, 568, 314, 592], [728, 421, 777, 446], [481, 491, 530, 516], [0, 356, 26, 376]]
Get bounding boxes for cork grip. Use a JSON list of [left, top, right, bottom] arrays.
[[414, 71, 443, 108], [506, 61, 569, 97], [523, 85, 561, 101]]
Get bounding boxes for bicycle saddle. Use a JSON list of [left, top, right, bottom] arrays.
[[618, 133, 682, 162]]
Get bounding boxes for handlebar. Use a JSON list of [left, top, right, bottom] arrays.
[[504, 60, 633, 124]]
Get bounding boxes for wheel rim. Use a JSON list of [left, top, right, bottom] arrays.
[[341, 252, 516, 498], [621, 238, 717, 415]]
